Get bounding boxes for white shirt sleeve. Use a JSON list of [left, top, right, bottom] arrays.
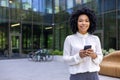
[[63, 36, 83, 66], [92, 36, 103, 65]]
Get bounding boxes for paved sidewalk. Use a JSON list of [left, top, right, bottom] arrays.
[[0, 58, 119, 80]]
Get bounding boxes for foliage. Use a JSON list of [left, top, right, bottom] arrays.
[[52, 50, 63, 55], [102, 48, 115, 56]]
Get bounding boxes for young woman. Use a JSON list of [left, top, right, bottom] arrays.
[[63, 7, 103, 80]]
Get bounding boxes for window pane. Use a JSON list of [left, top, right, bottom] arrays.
[[22, 0, 32, 10], [96, 0, 102, 14], [59, 0, 66, 11], [33, 0, 39, 12], [67, 0, 73, 9], [75, 0, 82, 5], [118, 11, 120, 49], [0, 7, 7, 19], [39, 0, 45, 13], [14, 0, 21, 9], [104, 12, 116, 49], [103, 0, 116, 12], [55, 0, 59, 13], [83, 0, 92, 3], [97, 15, 103, 30], [118, 0, 120, 9], [0, 0, 9, 7], [22, 23, 32, 49], [46, 0, 52, 13]]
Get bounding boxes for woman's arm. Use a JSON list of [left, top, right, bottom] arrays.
[[63, 36, 83, 66], [92, 37, 103, 65]]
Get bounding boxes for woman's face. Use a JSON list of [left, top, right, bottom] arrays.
[[77, 14, 90, 34]]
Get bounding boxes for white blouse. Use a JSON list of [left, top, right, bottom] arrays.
[[63, 32, 103, 74]]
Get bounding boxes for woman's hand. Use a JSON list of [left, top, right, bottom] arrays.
[[79, 49, 97, 59], [79, 50, 88, 58], [86, 49, 97, 59]]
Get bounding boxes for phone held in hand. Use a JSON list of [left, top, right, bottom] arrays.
[[84, 45, 91, 50]]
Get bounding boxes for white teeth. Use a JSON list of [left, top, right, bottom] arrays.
[[81, 26, 86, 28]]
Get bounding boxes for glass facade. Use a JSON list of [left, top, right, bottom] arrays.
[[0, 0, 120, 58]]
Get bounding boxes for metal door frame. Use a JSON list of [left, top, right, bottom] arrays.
[[9, 32, 22, 57]]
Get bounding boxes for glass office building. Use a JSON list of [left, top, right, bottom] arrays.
[[0, 0, 120, 57]]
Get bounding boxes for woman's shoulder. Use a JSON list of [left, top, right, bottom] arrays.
[[89, 34, 100, 40], [66, 34, 76, 39]]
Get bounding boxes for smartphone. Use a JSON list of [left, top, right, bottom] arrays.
[[84, 45, 91, 50]]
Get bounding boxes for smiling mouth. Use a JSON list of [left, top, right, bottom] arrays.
[[81, 26, 87, 28]]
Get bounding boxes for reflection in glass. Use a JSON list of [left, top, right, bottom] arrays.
[[59, 0, 66, 11], [46, 0, 52, 13], [83, 0, 92, 3], [32, 0, 39, 12], [67, 0, 73, 9], [39, 0, 45, 13], [104, 12, 116, 49], [75, 0, 82, 5], [117, 11, 120, 49], [0, 0, 8, 7], [22, 0, 32, 10], [55, 0, 59, 13], [118, 0, 120, 9], [103, 0, 116, 12]]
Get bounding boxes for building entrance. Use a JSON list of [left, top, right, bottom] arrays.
[[9, 32, 22, 57]]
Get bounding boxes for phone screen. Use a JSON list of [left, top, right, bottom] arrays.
[[84, 45, 91, 50]]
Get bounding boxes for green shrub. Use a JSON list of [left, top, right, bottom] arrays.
[[108, 48, 115, 53], [102, 49, 108, 55], [102, 48, 115, 56], [52, 50, 63, 55]]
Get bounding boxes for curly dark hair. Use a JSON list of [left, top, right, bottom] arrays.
[[69, 7, 97, 34]]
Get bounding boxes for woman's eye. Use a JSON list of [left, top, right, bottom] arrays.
[[78, 20, 82, 22], [86, 20, 89, 22]]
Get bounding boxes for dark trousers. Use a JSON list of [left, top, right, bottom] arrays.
[[70, 72, 99, 80]]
